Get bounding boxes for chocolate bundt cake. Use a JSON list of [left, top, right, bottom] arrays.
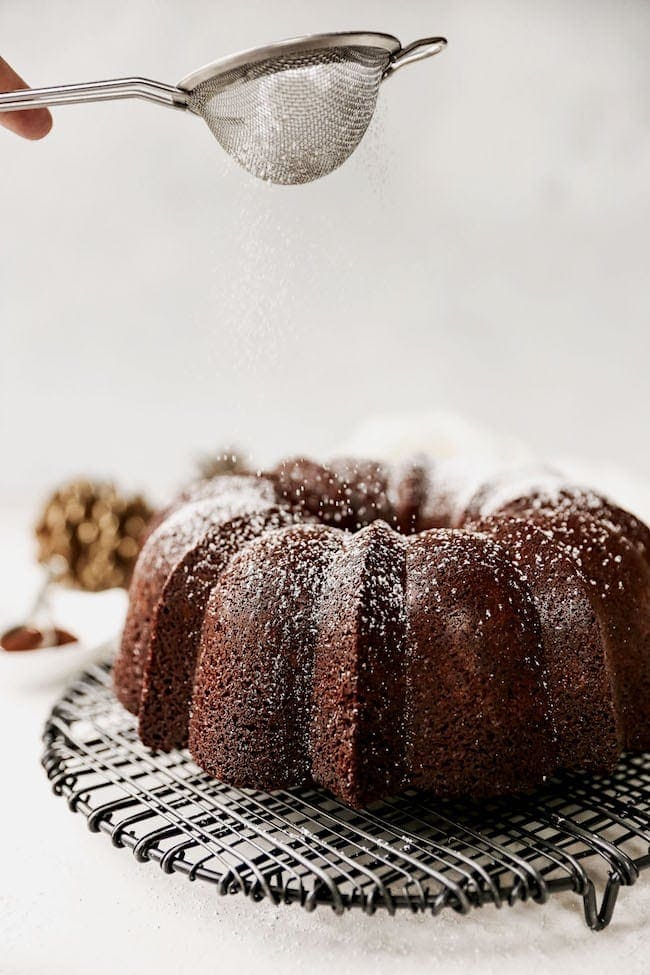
[[114, 456, 650, 808]]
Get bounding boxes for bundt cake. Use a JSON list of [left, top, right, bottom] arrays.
[[114, 456, 650, 808]]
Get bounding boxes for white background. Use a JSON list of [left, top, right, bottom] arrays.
[[2, 0, 649, 508], [1, 2, 649, 972]]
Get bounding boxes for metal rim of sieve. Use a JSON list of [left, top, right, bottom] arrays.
[[176, 32, 403, 94]]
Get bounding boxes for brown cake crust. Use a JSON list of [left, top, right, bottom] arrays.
[[138, 507, 294, 752], [310, 520, 409, 806], [189, 524, 345, 790], [489, 496, 650, 752], [404, 529, 554, 797], [470, 515, 622, 771], [114, 497, 223, 715], [114, 476, 279, 715], [474, 484, 650, 568], [113, 455, 650, 809], [269, 456, 395, 531], [387, 460, 430, 533]]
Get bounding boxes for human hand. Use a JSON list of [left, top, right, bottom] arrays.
[[0, 56, 52, 139]]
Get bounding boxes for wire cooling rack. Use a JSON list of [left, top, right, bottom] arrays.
[[42, 660, 650, 930]]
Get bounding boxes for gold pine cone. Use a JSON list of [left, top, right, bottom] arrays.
[[197, 448, 251, 481], [35, 480, 153, 592]]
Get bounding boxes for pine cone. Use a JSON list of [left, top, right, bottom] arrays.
[[197, 448, 251, 481], [35, 480, 153, 592]]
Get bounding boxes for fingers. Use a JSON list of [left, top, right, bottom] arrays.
[[0, 56, 52, 139]]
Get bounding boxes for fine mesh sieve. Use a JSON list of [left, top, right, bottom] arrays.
[[0, 32, 446, 184], [187, 47, 389, 184]]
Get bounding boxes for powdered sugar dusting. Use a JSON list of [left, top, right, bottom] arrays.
[[117, 451, 650, 806], [142, 476, 278, 575]]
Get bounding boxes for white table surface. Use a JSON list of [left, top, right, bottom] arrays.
[[1, 504, 649, 975]]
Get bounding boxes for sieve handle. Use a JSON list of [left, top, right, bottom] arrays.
[[384, 37, 447, 78], [0, 77, 189, 112]]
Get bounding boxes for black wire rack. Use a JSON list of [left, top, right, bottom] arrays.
[[42, 660, 650, 930]]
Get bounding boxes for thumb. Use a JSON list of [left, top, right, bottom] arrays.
[[0, 56, 52, 139]]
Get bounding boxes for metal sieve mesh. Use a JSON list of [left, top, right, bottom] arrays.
[[188, 46, 391, 184]]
